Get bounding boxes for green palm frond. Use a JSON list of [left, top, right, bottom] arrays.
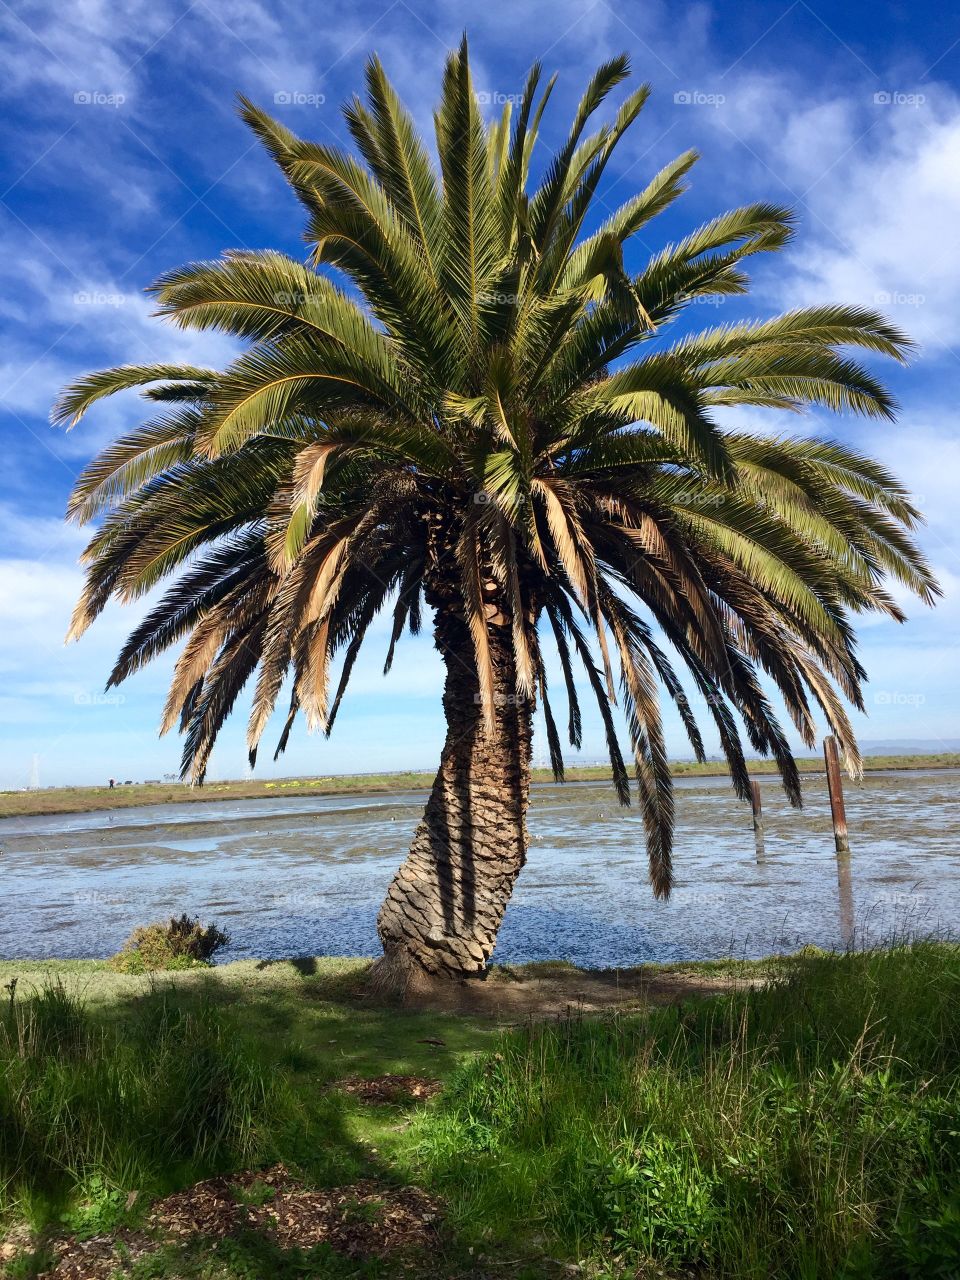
[[52, 364, 219, 427]]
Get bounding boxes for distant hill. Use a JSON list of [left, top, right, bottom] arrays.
[[859, 739, 960, 755]]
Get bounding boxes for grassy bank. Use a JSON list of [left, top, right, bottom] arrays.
[[3, 752, 959, 818], [1, 945, 958, 1277], [420, 942, 960, 1277]]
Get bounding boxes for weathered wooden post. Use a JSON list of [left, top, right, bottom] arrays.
[[822, 735, 850, 854], [750, 779, 765, 863]]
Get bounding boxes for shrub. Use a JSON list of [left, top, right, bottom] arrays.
[[108, 914, 230, 973]]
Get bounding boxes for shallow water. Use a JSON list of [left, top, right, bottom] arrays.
[[1, 770, 957, 966]]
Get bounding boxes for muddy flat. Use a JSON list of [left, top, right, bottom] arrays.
[[2, 770, 957, 967]]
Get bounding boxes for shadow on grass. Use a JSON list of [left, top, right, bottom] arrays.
[[0, 980, 380, 1230], [257, 956, 319, 976], [0, 966, 495, 1278], [152, 965, 501, 1085]]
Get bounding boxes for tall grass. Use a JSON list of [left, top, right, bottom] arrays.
[[416, 942, 960, 1278], [0, 982, 301, 1225]]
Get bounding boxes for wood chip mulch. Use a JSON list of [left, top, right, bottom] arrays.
[[331, 1074, 443, 1104], [263, 1180, 442, 1256], [9, 1164, 444, 1279], [28, 1229, 156, 1279]]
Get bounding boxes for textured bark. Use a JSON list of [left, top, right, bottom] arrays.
[[373, 614, 533, 993]]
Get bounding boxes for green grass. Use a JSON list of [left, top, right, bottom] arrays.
[[0, 959, 501, 1237], [3, 752, 958, 817], [0, 981, 305, 1226], [1, 946, 958, 1277], [416, 941, 960, 1278], [0, 957, 500, 1080]]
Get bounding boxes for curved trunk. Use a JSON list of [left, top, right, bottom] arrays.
[[373, 616, 533, 993]]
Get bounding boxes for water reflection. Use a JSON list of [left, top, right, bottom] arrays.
[[837, 854, 855, 949]]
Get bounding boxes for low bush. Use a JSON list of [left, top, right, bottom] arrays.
[[108, 914, 230, 973]]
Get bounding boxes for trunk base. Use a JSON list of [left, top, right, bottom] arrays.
[[368, 948, 501, 1009], [368, 948, 474, 1004]]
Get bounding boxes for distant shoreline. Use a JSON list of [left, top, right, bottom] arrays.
[[2, 752, 958, 820]]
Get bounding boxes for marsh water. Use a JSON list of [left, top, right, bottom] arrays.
[[1, 770, 957, 965]]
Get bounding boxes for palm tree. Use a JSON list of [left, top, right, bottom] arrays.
[[56, 42, 937, 993]]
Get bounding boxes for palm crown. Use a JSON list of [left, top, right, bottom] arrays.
[[56, 42, 937, 901]]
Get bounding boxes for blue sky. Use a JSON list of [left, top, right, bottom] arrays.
[[1, 0, 959, 787]]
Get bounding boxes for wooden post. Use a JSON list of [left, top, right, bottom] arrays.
[[823, 735, 850, 855], [750, 779, 765, 862]]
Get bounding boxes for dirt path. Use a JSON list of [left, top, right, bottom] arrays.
[[394, 960, 766, 1018]]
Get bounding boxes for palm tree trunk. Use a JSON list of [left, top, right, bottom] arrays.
[[372, 616, 533, 994]]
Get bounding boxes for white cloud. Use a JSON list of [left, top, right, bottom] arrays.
[[755, 89, 960, 353], [0, 224, 241, 454], [0, 0, 163, 98]]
